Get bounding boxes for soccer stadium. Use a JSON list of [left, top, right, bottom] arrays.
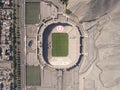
[[37, 18, 83, 69]]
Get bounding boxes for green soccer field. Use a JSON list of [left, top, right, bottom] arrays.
[[25, 2, 40, 24], [52, 33, 68, 56], [26, 65, 41, 86]]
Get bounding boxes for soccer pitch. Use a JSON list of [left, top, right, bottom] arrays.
[[26, 65, 41, 86], [52, 33, 68, 56], [25, 2, 40, 24]]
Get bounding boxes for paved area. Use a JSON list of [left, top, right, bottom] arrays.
[[40, 1, 58, 20], [26, 25, 38, 66]]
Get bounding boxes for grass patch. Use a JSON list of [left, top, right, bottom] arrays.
[[52, 33, 68, 56], [25, 2, 40, 24], [26, 65, 40, 86]]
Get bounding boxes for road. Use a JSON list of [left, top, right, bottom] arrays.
[[20, 0, 26, 90]]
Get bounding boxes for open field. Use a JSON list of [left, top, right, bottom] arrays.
[[52, 33, 68, 56], [25, 2, 40, 24], [26, 65, 40, 86]]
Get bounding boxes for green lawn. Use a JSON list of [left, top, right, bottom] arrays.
[[26, 65, 41, 86], [25, 3, 40, 24], [52, 33, 68, 56]]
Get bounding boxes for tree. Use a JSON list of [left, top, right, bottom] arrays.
[[65, 9, 72, 14], [61, 0, 69, 6]]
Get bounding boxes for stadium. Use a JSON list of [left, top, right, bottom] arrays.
[[37, 16, 83, 69]]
